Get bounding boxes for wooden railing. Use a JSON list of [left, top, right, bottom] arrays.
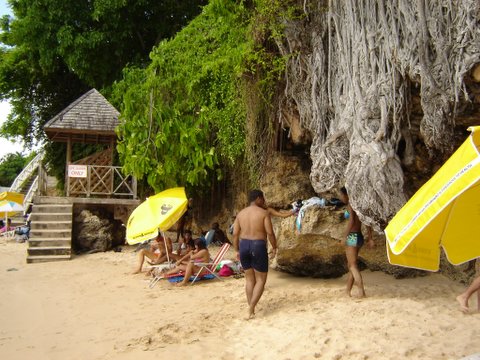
[[66, 165, 137, 198], [10, 150, 45, 193]]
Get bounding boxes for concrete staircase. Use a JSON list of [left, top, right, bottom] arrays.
[[27, 201, 73, 264]]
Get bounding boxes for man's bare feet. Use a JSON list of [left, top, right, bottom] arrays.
[[456, 294, 469, 313], [132, 270, 141, 275]]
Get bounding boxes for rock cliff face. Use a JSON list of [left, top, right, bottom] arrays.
[[271, 201, 426, 279], [260, 153, 316, 209], [259, 152, 476, 282], [72, 207, 125, 253]]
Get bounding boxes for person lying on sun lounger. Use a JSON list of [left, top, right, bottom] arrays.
[[132, 233, 173, 274], [164, 238, 210, 287], [146, 238, 196, 277]]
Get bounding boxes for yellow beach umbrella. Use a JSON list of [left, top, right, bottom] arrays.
[[0, 191, 24, 219], [385, 126, 480, 271], [0, 191, 24, 205], [126, 187, 188, 245]]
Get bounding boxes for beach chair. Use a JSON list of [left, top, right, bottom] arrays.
[[148, 262, 176, 289], [0, 229, 16, 240], [190, 242, 230, 285]]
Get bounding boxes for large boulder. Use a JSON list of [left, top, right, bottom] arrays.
[[260, 153, 316, 208], [73, 208, 125, 253], [273, 205, 425, 279]]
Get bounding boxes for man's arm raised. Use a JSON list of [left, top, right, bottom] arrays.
[[264, 213, 277, 258], [232, 216, 240, 259]]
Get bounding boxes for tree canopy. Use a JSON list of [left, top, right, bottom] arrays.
[[0, 151, 33, 187], [0, 0, 207, 146], [113, 0, 252, 192]]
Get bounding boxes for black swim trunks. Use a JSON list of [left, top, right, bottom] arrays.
[[239, 239, 269, 272]]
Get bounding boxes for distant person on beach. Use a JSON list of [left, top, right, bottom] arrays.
[[132, 233, 173, 274], [206, 222, 231, 246], [165, 238, 210, 287], [233, 189, 277, 319], [176, 198, 194, 243], [456, 274, 480, 313], [177, 229, 193, 254], [147, 238, 196, 277], [0, 219, 13, 233], [339, 187, 373, 298]]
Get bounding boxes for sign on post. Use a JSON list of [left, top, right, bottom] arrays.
[[68, 165, 88, 178]]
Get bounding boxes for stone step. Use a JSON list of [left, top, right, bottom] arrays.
[[33, 196, 74, 205], [26, 255, 71, 264], [28, 239, 71, 247], [30, 229, 72, 238], [27, 246, 71, 256], [30, 213, 72, 222], [32, 204, 73, 213], [31, 221, 72, 230]]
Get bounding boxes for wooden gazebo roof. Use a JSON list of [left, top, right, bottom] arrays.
[[44, 89, 120, 144]]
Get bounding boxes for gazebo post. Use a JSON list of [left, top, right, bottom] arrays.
[[110, 137, 115, 194], [66, 135, 72, 197]]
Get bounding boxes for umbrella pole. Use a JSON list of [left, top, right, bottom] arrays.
[[161, 231, 171, 264]]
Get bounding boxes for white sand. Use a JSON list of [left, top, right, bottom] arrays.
[[1, 238, 479, 360]]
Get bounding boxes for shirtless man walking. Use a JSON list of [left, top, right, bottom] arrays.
[[233, 189, 277, 319]]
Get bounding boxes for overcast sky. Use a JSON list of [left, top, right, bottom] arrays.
[[0, 102, 25, 159], [0, 0, 11, 17]]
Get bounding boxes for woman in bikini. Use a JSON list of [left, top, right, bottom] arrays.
[[164, 238, 210, 286], [339, 187, 374, 298]]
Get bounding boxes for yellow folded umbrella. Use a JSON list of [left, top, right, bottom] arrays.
[[385, 126, 480, 271], [126, 187, 188, 245]]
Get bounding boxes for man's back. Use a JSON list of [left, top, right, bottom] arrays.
[[237, 205, 269, 240]]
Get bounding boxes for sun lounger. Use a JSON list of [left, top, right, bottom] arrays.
[[190, 243, 230, 285]]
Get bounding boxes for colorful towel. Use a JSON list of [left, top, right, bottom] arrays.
[[167, 274, 216, 283]]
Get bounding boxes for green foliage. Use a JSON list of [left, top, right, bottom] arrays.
[[0, 0, 207, 146], [0, 151, 29, 187], [114, 0, 251, 192]]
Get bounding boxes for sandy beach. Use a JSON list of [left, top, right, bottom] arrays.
[[1, 237, 479, 360]]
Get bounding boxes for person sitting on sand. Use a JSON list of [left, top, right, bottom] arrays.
[[171, 237, 195, 262], [206, 222, 231, 246], [176, 230, 193, 256], [147, 239, 196, 277], [132, 233, 173, 274], [339, 186, 373, 298], [456, 274, 480, 313], [164, 238, 210, 287], [0, 219, 13, 233]]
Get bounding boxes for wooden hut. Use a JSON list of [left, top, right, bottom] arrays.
[[27, 89, 139, 263]]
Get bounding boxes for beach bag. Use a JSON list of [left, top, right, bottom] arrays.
[[218, 264, 234, 277]]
